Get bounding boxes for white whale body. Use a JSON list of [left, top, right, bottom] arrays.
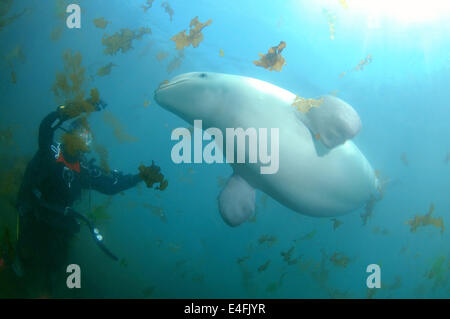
[[155, 72, 380, 226]]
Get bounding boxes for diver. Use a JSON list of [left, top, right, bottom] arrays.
[[13, 99, 166, 296]]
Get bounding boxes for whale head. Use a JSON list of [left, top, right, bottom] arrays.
[[155, 72, 237, 124]]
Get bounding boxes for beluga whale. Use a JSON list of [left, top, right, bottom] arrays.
[[155, 72, 380, 227]]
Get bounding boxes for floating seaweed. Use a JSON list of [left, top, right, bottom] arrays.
[[92, 142, 110, 174], [253, 41, 286, 72], [143, 100, 150, 108], [424, 255, 449, 291], [367, 287, 377, 299], [0, 0, 26, 33], [311, 250, 329, 288], [156, 51, 169, 61], [296, 229, 317, 241], [52, 50, 101, 119], [291, 96, 324, 114], [102, 111, 139, 143], [338, 0, 348, 9], [372, 226, 390, 235], [0, 127, 14, 145], [102, 27, 152, 55], [257, 260, 271, 273], [86, 197, 112, 225], [141, 0, 154, 12], [93, 17, 110, 29], [216, 176, 227, 188], [400, 152, 409, 166], [360, 195, 377, 226], [96, 62, 117, 77], [119, 257, 128, 268], [257, 234, 278, 247], [354, 54, 373, 71], [444, 153, 449, 164], [339, 54, 373, 78], [167, 54, 183, 74], [142, 203, 167, 222], [171, 16, 213, 50], [406, 203, 444, 234], [237, 255, 250, 264], [161, 1, 174, 21], [329, 252, 351, 268], [322, 9, 336, 40], [266, 272, 287, 293], [139, 163, 168, 190], [219, 48, 224, 57], [328, 288, 350, 299], [281, 246, 300, 265], [331, 218, 343, 230], [142, 286, 155, 297]]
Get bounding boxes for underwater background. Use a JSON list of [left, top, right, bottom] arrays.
[[0, 0, 449, 298]]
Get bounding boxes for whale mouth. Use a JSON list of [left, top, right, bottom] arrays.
[[156, 78, 189, 92]]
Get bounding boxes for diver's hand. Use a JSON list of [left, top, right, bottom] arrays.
[[138, 161, 168, 191], [90, 99, 108, 112]]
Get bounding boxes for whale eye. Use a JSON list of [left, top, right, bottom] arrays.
[[199, 73, 207, 78]]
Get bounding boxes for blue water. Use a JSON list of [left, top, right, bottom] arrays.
[[0, 0, 449, 298]]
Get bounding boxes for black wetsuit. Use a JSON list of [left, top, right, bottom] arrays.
[[16, 111, 142, 273]]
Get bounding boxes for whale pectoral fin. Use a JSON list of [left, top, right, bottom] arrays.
[[299, 95, 362, 149], [218, 174, 255, 227]]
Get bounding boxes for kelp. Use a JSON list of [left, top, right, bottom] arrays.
[[407, 203, 444, 234], [400, 152, 409, 166], [266, 272, 287, 293], [353, 54, 373, 71], [102, 27, 152, 55], [331, 218, 343, 230], [322, 9, 336, 40], [156, 51, 169, 61], [92, 142, 110, 174], [142, 203, 167, 222], [329, 252, 351, 268], [339, 54, 373, 78], [361, 195, 377, 226], [338, 0, 348, 9], [102, 111, 138, 143], [141, 0, 154, 12], [0, 127, 14, 146], [253, 41, 286, 72], [292, 96, 324, 114], [171, 16, 213, 50], [96, 62, 117, 77], [257, 260, 270, 272], [86, 197, 112, 225], [161, 1, 174, 21], [93, 17, 110, 29], [139, 162, 168, 190], [281, 246, 301, 266], [167, 54, 183, 74], [0, 0, 26, 33], [372, 226, 390, 235], [257, 234, 278, 247], [52, 50, 101, 118], [424, 255, 449, 291]]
